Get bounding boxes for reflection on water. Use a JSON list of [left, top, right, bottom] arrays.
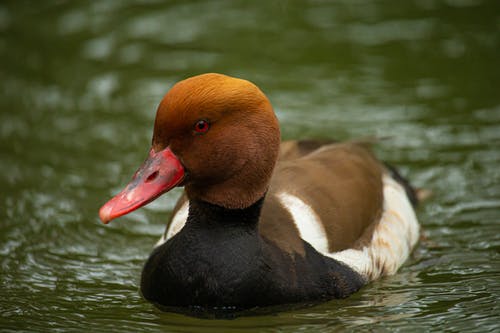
[[1, 0, 499, 331]]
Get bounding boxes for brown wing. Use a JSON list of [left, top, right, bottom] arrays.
[[278, 139, 337, 161], [259, 142, 384, 254]]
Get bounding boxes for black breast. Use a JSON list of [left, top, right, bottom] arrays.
[[140, 198, 366, 314]]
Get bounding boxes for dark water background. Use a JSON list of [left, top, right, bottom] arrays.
[[1, 0, 499, 331]]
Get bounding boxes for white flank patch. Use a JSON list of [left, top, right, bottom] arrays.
[[154, 200, 189, 247], [329, 175, 420, 281], [277, 192, 329, 254], [277, 175, 419, 281]]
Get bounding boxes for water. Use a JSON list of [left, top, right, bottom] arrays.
[[1, 0, 499, 331]]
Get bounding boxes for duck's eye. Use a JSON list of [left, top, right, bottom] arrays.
[[193, 119, 210, 134]]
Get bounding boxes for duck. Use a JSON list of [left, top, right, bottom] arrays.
[[99, 73, 420, 315]]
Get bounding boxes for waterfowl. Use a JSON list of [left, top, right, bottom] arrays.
[[99, 73, 420, 314]]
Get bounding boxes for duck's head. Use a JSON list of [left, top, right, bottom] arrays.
[[99, 73, 280, 223]]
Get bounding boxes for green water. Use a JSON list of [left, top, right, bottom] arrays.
[[1, 0, 499, 331]]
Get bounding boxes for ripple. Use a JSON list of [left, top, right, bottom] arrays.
[[1, 0, 500, 332]]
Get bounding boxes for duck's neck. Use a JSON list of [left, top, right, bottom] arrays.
[[186, 196, 265, 228]]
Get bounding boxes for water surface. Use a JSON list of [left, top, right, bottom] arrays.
[[1, 1, 499, 331]]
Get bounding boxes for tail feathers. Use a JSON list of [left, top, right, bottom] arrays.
[[383, 163, 419, 207]]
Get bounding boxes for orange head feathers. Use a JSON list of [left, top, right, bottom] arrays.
[[100, 73, 281, 223]]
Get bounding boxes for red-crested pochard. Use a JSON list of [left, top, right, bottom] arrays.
[[99, 73, 420, 314]]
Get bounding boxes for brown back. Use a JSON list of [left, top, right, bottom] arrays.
[[260, 142, 384, 254]]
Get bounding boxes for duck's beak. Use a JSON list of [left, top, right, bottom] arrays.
[[99, 147, 185, 224]]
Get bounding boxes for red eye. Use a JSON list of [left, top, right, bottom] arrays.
[[194, 119, 209, 134]]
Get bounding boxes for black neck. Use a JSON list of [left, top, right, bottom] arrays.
[[186, 196, 265, 228]]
